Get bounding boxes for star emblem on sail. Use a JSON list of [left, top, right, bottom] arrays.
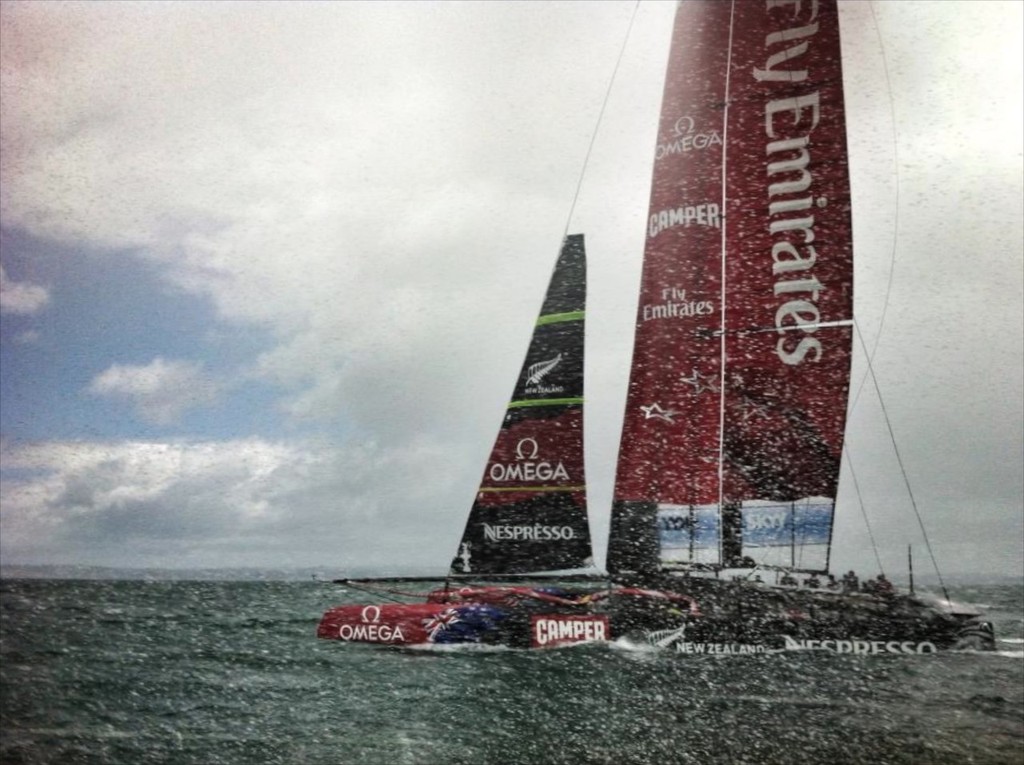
[[740, 398, 772, 423], [640, 403, 679, 422], [525, 353, 562, 385], [681, 368, 719, 395]]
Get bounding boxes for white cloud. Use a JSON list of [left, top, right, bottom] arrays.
[[0, 437, 471, 571], [88, 357, 221, 424], [0, 264, 49, 315]]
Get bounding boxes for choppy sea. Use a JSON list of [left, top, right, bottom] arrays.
[[1, 577, 1021, 765]]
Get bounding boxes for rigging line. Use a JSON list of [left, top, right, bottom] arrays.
[[853, 319, 950, 603], [842, 446, 886, 576], [716, 0, 738, 568], [343, 582, 416, 604], [562, 0, 642, 239], [849, 0, 901, 413]]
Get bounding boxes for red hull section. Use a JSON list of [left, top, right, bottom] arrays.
[[318, 586, 701, 648], [317, 603, 457, 646], [531, 615, 609, 648]]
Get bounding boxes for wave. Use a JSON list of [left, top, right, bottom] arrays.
[[403, 642, 512, 654], [602, 637, 660, 654], [7, 727, 136, 740]]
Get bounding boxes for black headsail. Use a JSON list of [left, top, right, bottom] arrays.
[[450, 235, 593, 575]]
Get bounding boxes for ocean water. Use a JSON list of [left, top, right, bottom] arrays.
[[1, 579, 1021, 765]]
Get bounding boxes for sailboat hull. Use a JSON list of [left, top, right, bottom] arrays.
[[316, 602, 515, 646], [317, 585, 698, 649], [642, 577, 995, 654], [317, 602, 606, 649], [317, 582, 994, 652]]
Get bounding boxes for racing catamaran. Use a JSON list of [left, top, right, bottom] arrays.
[[318, 0, 994, 653]]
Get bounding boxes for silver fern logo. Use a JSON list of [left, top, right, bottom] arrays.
[[524, 353, 566, 395], [644, 624, 688, 649], [526, 353, 562, 385]]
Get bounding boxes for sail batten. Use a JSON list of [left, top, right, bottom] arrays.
[[478, 486, 587, 494], [536, 311, 585, 326], [608, 0, 853, 574], [508, 398, 584, 409]]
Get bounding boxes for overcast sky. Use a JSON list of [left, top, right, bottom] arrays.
[[1, 0, 1021, 580]]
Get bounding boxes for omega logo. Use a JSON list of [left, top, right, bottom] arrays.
[[671, 115, 696, 137], [515, 438, 540, 460], [360, 606, 381, 624]]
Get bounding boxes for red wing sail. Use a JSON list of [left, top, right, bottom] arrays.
[[609, 0, 853, 574], [451, 235, 593, 575]]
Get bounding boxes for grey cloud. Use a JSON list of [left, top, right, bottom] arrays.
[[0, 437, 475, 572]]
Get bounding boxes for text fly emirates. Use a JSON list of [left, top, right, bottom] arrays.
[[756, 0, 840, 367]]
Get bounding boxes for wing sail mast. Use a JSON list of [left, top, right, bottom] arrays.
[[608, 0, 854, 575]]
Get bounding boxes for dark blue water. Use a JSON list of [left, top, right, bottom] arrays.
[[2, 579, 1021, 764]]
